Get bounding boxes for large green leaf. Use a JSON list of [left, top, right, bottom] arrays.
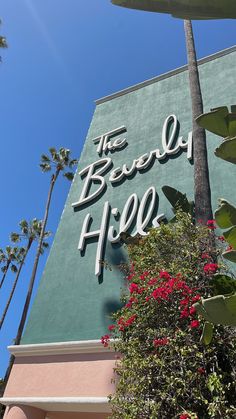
[[215, 137, 236, 164], [228, 113, 236, 137], [210, 274, 236, 296], [222, 250, 236, 263], [196, 107, 229, 138], [194, 294, 236, 326], [214, 199, 236, 229], [162, 186, 194, 215], [200, 322, 213, 345], [111, 0, 236, 19], [223, 226, 236, 249]]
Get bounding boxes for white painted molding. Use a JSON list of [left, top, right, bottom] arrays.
[[0, 397, 111, 413], [8, 339, 116, 357]]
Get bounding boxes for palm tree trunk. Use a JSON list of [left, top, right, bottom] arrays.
[[14, 170, 59, 345], [0, 261, 10, 289], [0, 241, 32, 330], [3, 170, 59, 389], [184, 19, 213, 224]]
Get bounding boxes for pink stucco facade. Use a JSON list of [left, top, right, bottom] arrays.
[[4, 352, 116, 398], [1, 342, 116, 419]]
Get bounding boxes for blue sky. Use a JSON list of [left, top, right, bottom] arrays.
[[0, 0, 235, 377]]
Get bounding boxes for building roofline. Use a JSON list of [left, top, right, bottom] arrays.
[[95, 45, 236, 105]]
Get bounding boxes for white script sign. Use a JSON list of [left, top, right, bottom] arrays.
[[72, 115, 193, 276]]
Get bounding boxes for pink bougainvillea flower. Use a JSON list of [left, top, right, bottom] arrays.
[[108, 324, 115, 331], [179, 414, 191, 419], [117, 314, 137, 330], [189, 306, 196, 316], [191, 294, 201, 303], [152, 286, 170, 300], [180, 297, 190, 306], [204, 263, 219, 274], [125, 314, 137, 326], [129, 282, 139, 294], [139, 271, 149, 280], [190, 320, 200, 329], [125, 297, 138, 308], [180, 307, 189, 319], [201, 253, 210, 259], [207, 219, 216, 230], [127, 273, 135, 281], [197, 367, 206, 375], [100, 334, 110, 347], [153, 337, 169, 347], [148, 278, 158, 286], [159, 271, 171, 280]]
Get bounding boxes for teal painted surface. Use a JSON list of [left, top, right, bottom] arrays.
[[22, 49, 236, 344]]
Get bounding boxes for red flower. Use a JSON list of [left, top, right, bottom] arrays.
[[189, 306, 196, 316], [125, 314, 137, 326], [190, 320, 200, 329], [226, 245, 233, 251], [159, 271, 171, 280], [152, 286, 170, 300], [129, 283, 139, 294], [153, 337, 169, 346], [180, 307, 189, 319], [191, 294, 201, 303], [148, 278, 158, 286], [197, 367, 206, 375], [100, 334, 110, 347], [117, 314, 137, 330], [139, 271, 149, 280], [204, 263, 219, 274], [201, 253, 210, 259], [125, 297, 138, 308], [180, 297, 190, 306], [207, 219, 216, 230], [217, 235, 225, 242], [180, 414, 191, 419], [127, 273, 135, 281], [108, 324, 115, 331]]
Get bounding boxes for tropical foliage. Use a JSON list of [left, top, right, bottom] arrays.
[[193, 107, 236, 324], [0, 246, 24, 289], [0, 220, 51, 331], [103, 212, 236, 418], [13, 148, 78, 349]]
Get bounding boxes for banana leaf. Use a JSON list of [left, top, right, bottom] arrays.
[[214, 199, 236, 229], [194, 294, 236, 326]]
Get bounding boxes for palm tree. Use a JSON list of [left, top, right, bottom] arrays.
[[14, 148, 77, 346], [0, 219, 50, 331], [184, 20, 212, 224], [111, 1, 213, 223], [2, 148, 77, 386], [0, 246, 22, 289]]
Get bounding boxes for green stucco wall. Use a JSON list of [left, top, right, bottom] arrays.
[[22, 47, 236, 344]]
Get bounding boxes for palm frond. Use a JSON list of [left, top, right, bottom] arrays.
[[63, 172, 74, 181], [69, 159, 78, 168], [40, 163, 51, 172], [11, 232, 20, 243]]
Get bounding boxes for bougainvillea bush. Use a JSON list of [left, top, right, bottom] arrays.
[[102, 212, 236, 418]]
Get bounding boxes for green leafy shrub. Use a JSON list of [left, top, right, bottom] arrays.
[[102, 212, 236, 418]]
